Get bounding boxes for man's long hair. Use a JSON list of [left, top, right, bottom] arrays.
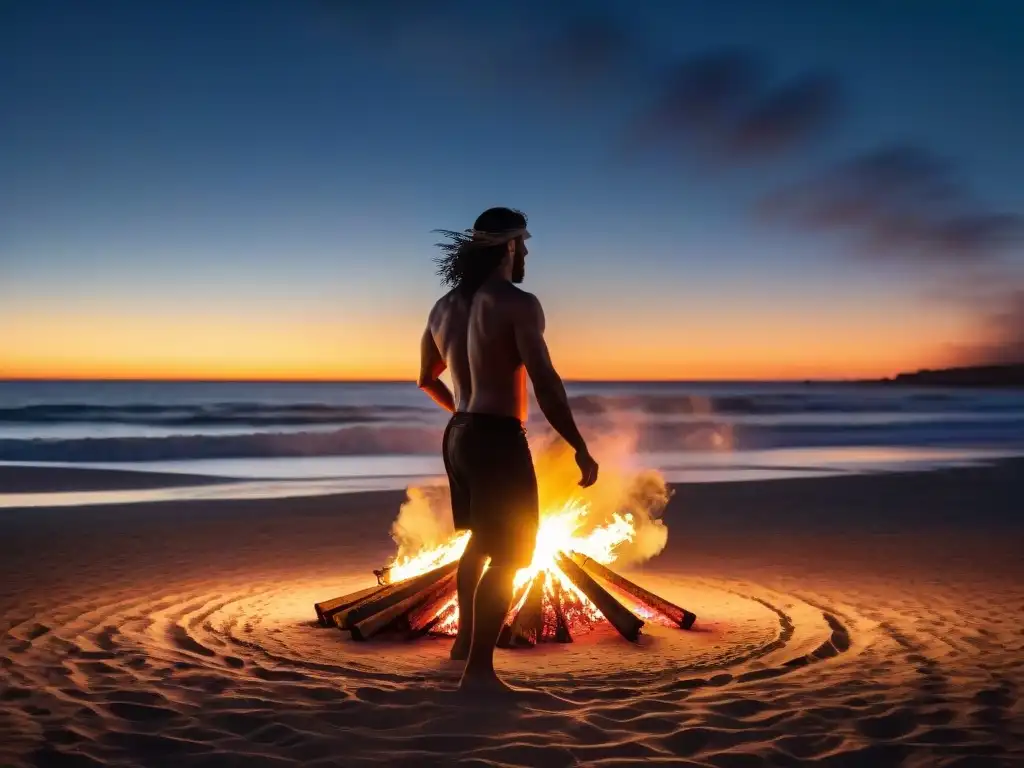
[[434, 207, 527, 298]]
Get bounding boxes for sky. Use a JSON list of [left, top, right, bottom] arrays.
[[2, 0, 1023, 381]]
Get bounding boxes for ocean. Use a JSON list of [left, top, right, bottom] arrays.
[[1, 380, 1023, 501]]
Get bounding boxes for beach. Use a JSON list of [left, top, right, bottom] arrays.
[[2, 460, 1022, 767]]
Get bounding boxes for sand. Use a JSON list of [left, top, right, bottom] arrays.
[[0, 465, 231, 495], [1, 462, 1022, 767]]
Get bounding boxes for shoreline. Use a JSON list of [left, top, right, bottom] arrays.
[[3, 450, 1022, 501], [0, 464, 235, 494], [3, 457, 1021, 531]]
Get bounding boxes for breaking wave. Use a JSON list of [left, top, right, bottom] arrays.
[[1, 383, 1022, 465], [565, 392, 1024, 415], [2, 389, 1022, 429], [0, 425, 444, 463], [0, 402, 428, 427], [2, 418, 1023, 463]]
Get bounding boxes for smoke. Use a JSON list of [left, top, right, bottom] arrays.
[[389, 481, 457, 562], [529, 427, 672, 567]]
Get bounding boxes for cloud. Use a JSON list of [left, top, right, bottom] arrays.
[[532, 16, 641, 89], [308, 3, 644, 101], [630, 49, 842, 162], [760, 145, 1024, 263], [731, 72, 843, 157], [956, 289, 1024, 364], [312, 11, 840, 164]]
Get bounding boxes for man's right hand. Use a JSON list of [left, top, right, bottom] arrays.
[[575, 449, 599, 488]]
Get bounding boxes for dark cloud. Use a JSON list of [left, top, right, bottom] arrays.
[[631, 49, 842, 161], [471, 13, 644, 101], [731, 72, 843, 157], [951, 289, 1024, 365], [977, 289, 1024, 364], [309, 3, 642, 98], [760, 145, 1024, 262], [652, 50, 762, 130], [313, 11, 840, 162], [533, 16, 641, 89]]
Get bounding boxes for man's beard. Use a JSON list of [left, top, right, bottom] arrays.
[[511, 253, 525, 283]]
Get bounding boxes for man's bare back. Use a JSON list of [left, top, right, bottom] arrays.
[[465, 280, 530, 421], [424, 283, 530, 420], [424, 290, 472, 411], [428, 277, 598, 456]]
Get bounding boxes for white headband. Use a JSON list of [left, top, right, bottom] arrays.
[[468, 227, 531, 246]]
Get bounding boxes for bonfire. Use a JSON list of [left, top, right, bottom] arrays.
[[314, 438, 695, 645]]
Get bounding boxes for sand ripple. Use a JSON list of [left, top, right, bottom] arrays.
[[4, 565, 1022, 767]]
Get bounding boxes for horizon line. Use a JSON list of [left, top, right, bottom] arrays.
[[0, 375, 885, 385]]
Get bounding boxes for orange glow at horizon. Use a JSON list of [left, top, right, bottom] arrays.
[[1, 304, 976, 382]]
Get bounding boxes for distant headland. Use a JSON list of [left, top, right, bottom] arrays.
[[877, 363, 1024, 388]]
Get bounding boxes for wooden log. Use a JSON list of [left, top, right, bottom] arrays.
[[329, 578, 408, 629], [496, 580, 533, 648], [333, 560, 458, 631], [406, 574, 459, 638], [498, 574, 544, 648], [314, 584, 386, 627], [551, 579, 573, 643], [555, 552, 644, 642], [351, 571, 457, 641], [569, 552, 696, 629]]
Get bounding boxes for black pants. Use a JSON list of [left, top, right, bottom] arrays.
[[442, 412, 539, 568]]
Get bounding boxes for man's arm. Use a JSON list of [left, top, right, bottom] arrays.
[[417, 324, 456, 413], [513, 294, 589, 456]]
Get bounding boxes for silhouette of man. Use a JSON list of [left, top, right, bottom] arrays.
[[418, 207, 598, 695]]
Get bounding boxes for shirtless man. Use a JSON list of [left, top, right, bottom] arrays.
[[417, 207, 598, 694]]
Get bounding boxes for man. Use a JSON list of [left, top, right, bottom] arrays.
[[417, 207, 599, 695]]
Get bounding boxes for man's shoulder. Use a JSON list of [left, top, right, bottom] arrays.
[[430, 289, 466, 318], [499, 284, 540, 306], [496, 286, 542, 324], [513, 287, 543, 316]]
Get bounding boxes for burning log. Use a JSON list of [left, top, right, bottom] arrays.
[[555, 552, 644, 642], [569, 552, 697, 629], [495, 580, 533, 648], [406, 575, 459, 638], [498, 574, 544, 648], [315, 584, 386, 627], [315, 537, 693, 645], [334, 560, 458, 631], [351, 571, 457, 641], [550, 579, 573, 643]]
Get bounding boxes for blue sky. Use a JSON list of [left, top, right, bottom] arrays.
[[2, 1, 1022, 378]]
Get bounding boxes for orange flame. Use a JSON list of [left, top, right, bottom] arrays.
[[386, 432, 671, 636]]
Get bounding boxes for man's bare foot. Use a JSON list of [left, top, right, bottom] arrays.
[[449, 634, 470, 661], [458, 670, 531, 698]]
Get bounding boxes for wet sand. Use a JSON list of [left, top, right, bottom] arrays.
[[0, 465, 231, 494], [1, 461, 1022, 767]]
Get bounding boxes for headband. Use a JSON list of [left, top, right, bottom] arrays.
[[467, 227, 531, 246]]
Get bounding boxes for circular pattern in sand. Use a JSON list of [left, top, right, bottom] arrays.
[[4, 571, 854, 698]]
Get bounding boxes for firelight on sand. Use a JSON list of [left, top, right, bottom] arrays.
[[315, 434, 697, 643]]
